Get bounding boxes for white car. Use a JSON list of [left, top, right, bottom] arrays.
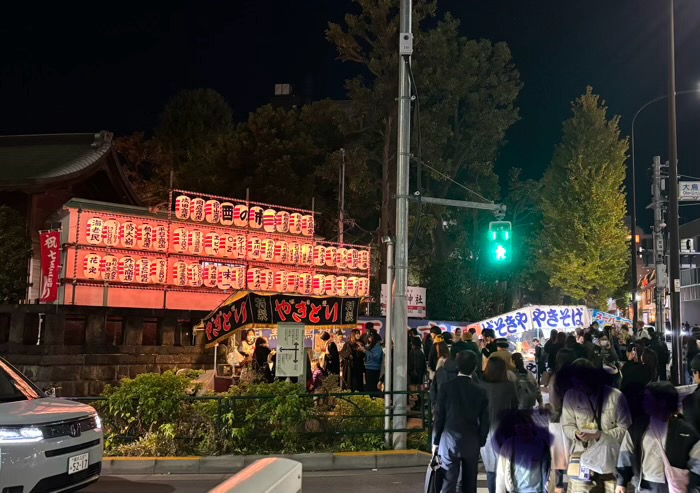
[[0, 357, 103, 492]]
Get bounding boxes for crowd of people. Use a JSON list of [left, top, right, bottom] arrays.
[[427, 321, 700, 493]]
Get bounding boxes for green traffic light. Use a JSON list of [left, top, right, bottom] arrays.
[[495, 245, 507, 261], [487, 221, 512, 265]]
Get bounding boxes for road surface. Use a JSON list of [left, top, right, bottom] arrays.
[[83, 467, 491, 492]]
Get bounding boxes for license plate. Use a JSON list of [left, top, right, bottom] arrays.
[[68, 453, 89, 475]]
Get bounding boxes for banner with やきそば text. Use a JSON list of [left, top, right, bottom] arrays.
[[473, 305, 590, 338]]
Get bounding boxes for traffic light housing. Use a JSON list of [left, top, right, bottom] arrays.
[[487, 221, 512, 264]]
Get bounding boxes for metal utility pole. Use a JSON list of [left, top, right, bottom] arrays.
[[339, 148, 346, 244], [383, 238, 394, 448], [667, 0, 683, 385], [392, 0, 413, 450], [652, 156, 668, 335]]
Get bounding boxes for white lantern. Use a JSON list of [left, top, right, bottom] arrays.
[[358, 250, 370, 270], [335, 248, 348, 270], [347, 249, 360, 270], [120, 221, 137, 248], [247, 236, 262, 260], [287, 242, 301, 265], [275, 210, 290, 233], [220, 202, 235, 226], [232, 266, 246, 290], [102, 219, 120, 247], [289, 213, 302, 234], [137, 223, 154, 249], [154, 225, 168, 251], [135, 258, 151, 284], [150, 258, 168, 284], [261, 239, 275, 262], [118, 256, 136, 283], [175, 195, 191, 220], [247, 267, 262, 290], [357, 278, 370, 297], [346, 277, 359, 297], [324, 275, 337, 296], [189, 229, 204, 255], [263, 209, 277, 232], [336, 276, 348, 297], [85, 217, 104, 245], [313, 245, 326, 266], [172, 261, 188, 286], [190, 198, 206, 222], [324, 246, 337, 267], [312, 274, 325, 295], [298, 273, 313, 295], [260, 269, 275, 291], [274, 270, 288, 293], [233, 235, 247, 259], [285, 272, 299, 293], [205, 200, 222, 224], [173, 227, 189, 253], [188, 263, 203, 287], [202, 264, 218, 288], [233, 204, 248, 227], [301, 215, 315, 237], [101, 254, 119, 281], [217, 265, 233, 290], [205, 232, 221, 256], [300, 244, 313, 265], [249, 206, 264, 229], [82, 253, 101, 279], [274, 240, 289, 263]]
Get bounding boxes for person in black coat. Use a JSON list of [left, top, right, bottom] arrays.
[[433, 351, 489, 493], [621, 342, 653, 423], [320, 331, 340, 375], [683, 354, 700, 434], [339, 329, 365, 391], [252, 337, 273, 383]]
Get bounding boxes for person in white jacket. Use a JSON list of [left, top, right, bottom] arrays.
[[561, 359, 631, 493]]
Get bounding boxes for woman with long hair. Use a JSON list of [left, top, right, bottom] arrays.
[[435, 341, 450, 372], [363, 332, 383, 395], [339, 329, 365, 392], [320, 331, 340, 375], [548, 348, 577, 493], [512, 352, 543, 410], [480, 357, 519, 493], [252, 337, 273, 383], [641, 347, 659, 382]]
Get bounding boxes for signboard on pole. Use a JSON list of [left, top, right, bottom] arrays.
[[276, 323, 305, 377], [679, 182, 700, 201], [39, 231, 61, 303], [380, 284, 426, 318]]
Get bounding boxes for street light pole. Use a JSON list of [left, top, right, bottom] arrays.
[[667, 0, 683, 385]]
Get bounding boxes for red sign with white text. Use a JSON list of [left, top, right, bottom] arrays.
[[40, 231, 61, 303]]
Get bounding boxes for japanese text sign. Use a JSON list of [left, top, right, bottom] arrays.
[[380, 284, 426, 318], [476, 305, 589, 338], [40, 231, 61, 303]]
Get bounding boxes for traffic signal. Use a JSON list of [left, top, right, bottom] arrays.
[[487, 221, 512, 264]]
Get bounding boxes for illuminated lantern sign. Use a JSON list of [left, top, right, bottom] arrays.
[[189, 230, 204, 255], [275, 211, 290, 233], [298, 273, 313, 295], [286, 272, 299, 293], [231, 266, 246, 290], [263, 209, 276, 232], [190, 198, 206, 222], [247, 236, 262, 260], [205, 200, 221, 224], [103, 219, 120, 247], [86, 217, 104, 245], [347, 249, 359, 270], [287, 242, 301, 265], [120, 221, 137, 248], [260, 269, 275, 291], [202, 264, 218, 288], [324, 275, 337, 296], [289, 213, 302, 235], [233, 235, 246, 259], [247, 268, 261, 290], [137, 224, 154, 249], [274, 240, 288, 263], [172, 261, 188, 286], [188, 263, 203, 287], [347, 277, 358, 297], [233, 204, 248, 227], [336, 248, 348, 270], [217, 265, 233, 290], [261, 239, 275, 262], [313, 245, 325, 266], [274, 270, 287, 293], [325, 246, 337, 267], [300, 244, 313, 266], [336, 276, 348, 297], [358, 250, 370, 270], [175, 195, 191, 220], [301, 215, 314, 237], [220, 202, 234, 226], [357, 278, 370, 297], [173, 228, 188, 253], [205, 232, 221, 256], [83, 253, 101, 279], [312, 274, 325, 295], [154, 225, 168, 251], [101, 255, 118, 281], [118, 256, 136, 283], [249, 206, 264, 230], [150, 258, 168, 284], [135, 258, 151, 284]]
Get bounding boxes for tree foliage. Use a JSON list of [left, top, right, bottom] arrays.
[[0, 206, 30, 303], [538, 87, 629, 308]]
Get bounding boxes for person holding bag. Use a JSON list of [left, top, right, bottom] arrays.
[[616, 382, 700, 493]]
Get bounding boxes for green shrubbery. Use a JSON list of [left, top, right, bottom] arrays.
[[97, 372, 426, 457]]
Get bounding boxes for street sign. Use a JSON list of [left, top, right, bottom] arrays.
[[380, 284, 426, 318], [276, 323, 305, 377], [679, 181, 700, 200]]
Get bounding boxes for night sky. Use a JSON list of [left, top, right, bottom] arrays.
[[2, 0, 700, 228]]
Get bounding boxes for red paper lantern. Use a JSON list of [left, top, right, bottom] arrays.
[[287, 242, 301, 265], [298, 273, 313, 294], [260, 269, 275, 291], [324, 275, 337, 296], [313, 245, 326, 266], [324, 246, 337, 267], [289, 213, 302, 234], [347, 249, 360, 270], [205, 232, 221, 256], [202, 264, 218, 288], [249, 206, 264, 229], [137, 223, 154, 250], [175, 195, 191, 220], [358, 250, 370, 270], [118, 256, 136, 283], [274, 240, 289, 263], [233, 235, 246, 259], [285, 272, 299, 293], [100, 254, 118, 281], [85, 217, 104, 245], [172, 261, 188, 286], [346, 277, 358, 297], [205, 200, 222, 224], [312, 274, 325, 295], [247, 236, 262, 260], [357, 278, 370, 297], [231, 266, 246, 290], [263, 209, 277, 233], [173, 227, 189, 253], [220, 202, 234, 226], [335, 276, 348, 296], [102, 219, 120, 247], [82, 253, 101, 279], [150, 258, 168, 284], [190, 198, 206, 222], [261, 239, 275, 262], [135, 258, 151, 284], [301, 215, 314, 237], [247, 268, 262, 290], [188, 263, 203, 287], [274, 270, 288, 293], [154, 225, 168, 251], [119, 221, 137, 248], [217, 265, 232, 290], [188, 230, 204, 255], [275, 210, 290, 233], [233, 204, 248, 227], [300, 244, 313, 265], [335, 248, 348, 270]]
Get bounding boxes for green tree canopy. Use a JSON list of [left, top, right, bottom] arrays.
[[538, 87, 629, 308], [0, 206, 31, 303]]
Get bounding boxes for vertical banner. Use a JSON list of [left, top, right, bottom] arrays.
[[39, 231, 61, 303]]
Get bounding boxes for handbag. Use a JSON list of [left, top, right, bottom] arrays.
[[653, 431, 689, 493]]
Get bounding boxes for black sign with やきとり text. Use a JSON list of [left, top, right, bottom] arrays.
[[202, 292, 361, 347]]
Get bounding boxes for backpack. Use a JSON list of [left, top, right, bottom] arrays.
[[515, 371, 537, 409]]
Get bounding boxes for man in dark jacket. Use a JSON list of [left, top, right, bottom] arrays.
[[683, 354, 700, 434], [481, 328, 498, 360], [433, 351, 489, 493], [648, 327, 669, 381], [430, 353, 459, 410], [621, 342, 653, 423], [450, 331, 482, 368], [424, 325, 441, 370]]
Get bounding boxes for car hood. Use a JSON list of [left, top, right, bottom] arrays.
[[0, 398, 96, 426]]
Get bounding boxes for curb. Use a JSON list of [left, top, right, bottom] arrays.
[[102, 450, 431, 475]]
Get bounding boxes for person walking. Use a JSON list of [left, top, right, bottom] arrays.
[[512, 352, 543, 411], [431, 350, 459, 412], [339, 328, 365, 391], [252, 337, 273, 383], [482, 328, 499, 360], [363, 332, 383, 395], [320, 331, 340, 376], [433, 351, 490, 493], [648, 328, 669, 381], [621, 342, 653, 424], [682, 354, 700, 434], [562, 360, 631, 493], [547, 332, 567, 382], [435, 340, 450, 372], [480, 357, 519, 493], [549, 348, 578, 493], [408, 336, 427, 412], [617, 381, 700, 493], [489, 338, 515, 372], [451, 330, 482, 373]]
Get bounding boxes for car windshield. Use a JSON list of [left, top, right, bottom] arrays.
[[0, 359, 43, 403]]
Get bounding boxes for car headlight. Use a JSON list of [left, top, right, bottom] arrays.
[[94, 414, 102, 432], [0, 426, 43, 444]]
